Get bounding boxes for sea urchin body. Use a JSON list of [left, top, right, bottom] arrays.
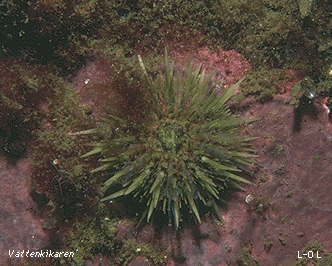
[[82, 50, 257, 229]]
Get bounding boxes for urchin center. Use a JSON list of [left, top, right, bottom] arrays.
[[157, 121, 187, 153]]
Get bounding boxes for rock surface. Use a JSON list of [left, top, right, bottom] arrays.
[[0, 158, 48, 265]]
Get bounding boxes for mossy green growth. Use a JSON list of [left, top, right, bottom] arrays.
[[59, 205, 117, 265], [115, 239, 168, 266], [236, 244, 260, 266], [27, 69, 97, 194], [83, 50, 257, 229]]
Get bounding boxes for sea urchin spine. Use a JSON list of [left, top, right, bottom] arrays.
[[82, 50, 257, 229]]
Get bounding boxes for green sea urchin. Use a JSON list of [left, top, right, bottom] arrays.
[[82, 50, 257, 229]]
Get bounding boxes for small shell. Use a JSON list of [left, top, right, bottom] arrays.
[[245, 194, 254, 204]]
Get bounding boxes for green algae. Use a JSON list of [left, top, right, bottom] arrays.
[[236, 244, 260, 266], [59, 204, 118, 265], [28, 73, 95, 185], [115, 239, 168, 266], [2, 0, 332, 100]]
